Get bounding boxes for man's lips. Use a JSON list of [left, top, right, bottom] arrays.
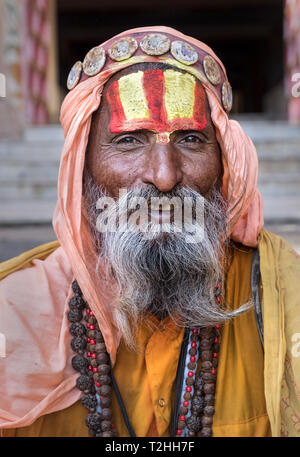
[[122, 200, 189, 225], [148, 206, 175, 223]]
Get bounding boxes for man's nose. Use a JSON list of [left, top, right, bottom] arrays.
[[141, 143, 183, 192]]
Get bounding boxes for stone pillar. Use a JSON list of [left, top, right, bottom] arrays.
[[46, 0, 60, 123], [22, 0, 50, 125]]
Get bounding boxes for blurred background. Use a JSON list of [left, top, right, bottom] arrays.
[[0, 0, 299, 261]]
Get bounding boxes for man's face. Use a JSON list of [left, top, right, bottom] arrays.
[[83, 65, 229, 347], [86, 66, 222, 199]]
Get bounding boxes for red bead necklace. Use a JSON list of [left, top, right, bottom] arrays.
[[68, 280, 222, 437]]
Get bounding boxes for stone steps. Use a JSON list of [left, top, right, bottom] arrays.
[[0, 125, 62, 203], [258, 173, 300, 196]]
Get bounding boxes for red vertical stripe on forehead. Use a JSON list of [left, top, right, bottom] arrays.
[[106, 80, 126, 133], [193, 81, 207, 130], [142, 69, 168, 132]]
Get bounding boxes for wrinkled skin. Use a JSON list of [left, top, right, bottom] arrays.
[[86, 66, 223, 198]]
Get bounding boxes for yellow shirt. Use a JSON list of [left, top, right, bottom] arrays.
[[2, 242, 271, 437]]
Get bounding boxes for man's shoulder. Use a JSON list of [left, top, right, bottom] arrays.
[[259, 228, 300, 267], [0, 240, 60, 281], [0, 239, 72, 345], [259, 227, 300, 318], [259, 229, 300, 437]]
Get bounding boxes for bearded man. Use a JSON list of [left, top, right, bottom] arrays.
[[0, 26, 300, 438]]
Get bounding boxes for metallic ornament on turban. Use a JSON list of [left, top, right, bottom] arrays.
[[140, 33, 171, 55], [83, 45, 106, 76], [108, 37, 138, 61], [203, 55, 221, 86], [67, 61, 82, 90], [170, 40, 198, 65], [222, 81, 233, 112]]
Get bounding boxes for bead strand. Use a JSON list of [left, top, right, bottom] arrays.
[[176, 328, 200, 436], [68, 280, 117, 437], [197, 327, 216, 437], [196, 282, 222, 437], [185, 328, 203, 436]]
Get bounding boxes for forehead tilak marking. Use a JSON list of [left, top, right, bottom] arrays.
[[106, 69, 207, 135]]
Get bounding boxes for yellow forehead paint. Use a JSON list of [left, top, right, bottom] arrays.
[[164, 70, 196, 120], [106, 69, 206, 136], [118, 72, 149, 121]]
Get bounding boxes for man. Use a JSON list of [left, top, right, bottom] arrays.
[[0, 26, 300, 437]]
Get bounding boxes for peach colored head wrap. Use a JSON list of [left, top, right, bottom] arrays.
[[0, 26, 263, 430]]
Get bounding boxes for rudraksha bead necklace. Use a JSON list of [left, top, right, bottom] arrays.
[[68, 279, 222, 437]]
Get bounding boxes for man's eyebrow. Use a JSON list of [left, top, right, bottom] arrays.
[[110, 129, 148, 135], [174, 129, 209, 140]]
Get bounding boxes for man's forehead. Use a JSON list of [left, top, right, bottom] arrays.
[[105, 68, 207, 134]]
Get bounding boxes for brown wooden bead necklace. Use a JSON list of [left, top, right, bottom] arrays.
[[68, 280, 222, 437]]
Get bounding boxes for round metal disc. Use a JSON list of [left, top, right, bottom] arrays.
[[108, 37, 138, 61], [222, 81, 233, 112], [83, 45, 106, 76], [140, 33, 171, 56], [67, 61, 82, 90], [170, 41, 198, 65], [203, 55, 221, 85]]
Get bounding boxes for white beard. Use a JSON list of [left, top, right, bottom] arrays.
[[83, 170, 253, 350]]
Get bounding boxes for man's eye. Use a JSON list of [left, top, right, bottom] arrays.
[[180, 135, 203, 143], [116, 136, 140, 145]]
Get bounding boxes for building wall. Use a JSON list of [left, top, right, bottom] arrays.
[[0, 0, 60, 139]]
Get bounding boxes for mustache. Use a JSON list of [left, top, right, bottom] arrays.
[[85, 182, 221, 205], [84, 178, 226, 234]]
